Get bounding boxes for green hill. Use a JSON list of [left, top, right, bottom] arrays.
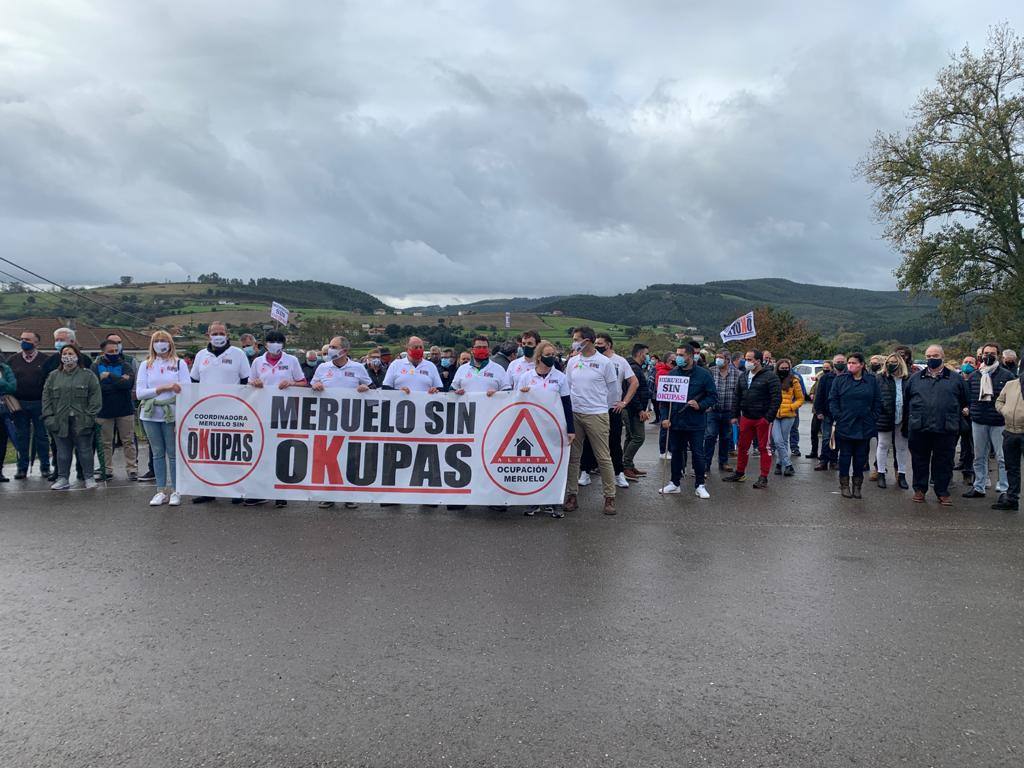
[[412, 279, 967, 345]]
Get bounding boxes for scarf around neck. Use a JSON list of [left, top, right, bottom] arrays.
[[980, 360, 1000, 401]]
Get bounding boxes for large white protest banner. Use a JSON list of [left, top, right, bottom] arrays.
[[720, 311, 756, 343], [176, 385, 569, 505], [656, 375, 690, 403]]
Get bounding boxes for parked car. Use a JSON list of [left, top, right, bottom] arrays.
[[795, 360, 825, 394]]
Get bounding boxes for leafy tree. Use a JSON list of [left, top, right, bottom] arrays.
[[860, 25, 1024, 345], [727, 306, 830, 362]]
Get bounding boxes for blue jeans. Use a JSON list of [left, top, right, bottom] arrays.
[[819, 415, 835, 463], [771, 417, 796, 468], [790, 410, 801, 452], [12, 399, 50, 472], [704, 410, 732, 468], [670, 429, 706, 487], [142, 420, 177, 490], [972, 423, 1008, 493]]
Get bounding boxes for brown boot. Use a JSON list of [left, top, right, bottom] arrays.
[[623, 468, 643, 481], [840, 476, 853, 498], [852, 477, 863, 499], [603, 497, 616, 515], [563, 493, 578, 512]]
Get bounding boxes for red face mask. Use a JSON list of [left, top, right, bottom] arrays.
[[472, 347, 490, 361], [408, 348, 424, 363]]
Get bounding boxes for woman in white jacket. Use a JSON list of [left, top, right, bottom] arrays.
[[135, 331, 191, 506]]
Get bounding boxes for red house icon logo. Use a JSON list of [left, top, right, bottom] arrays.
[[490, 409, 554, 465]]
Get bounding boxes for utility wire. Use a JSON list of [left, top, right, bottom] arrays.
[[0, 256, 160, 328]]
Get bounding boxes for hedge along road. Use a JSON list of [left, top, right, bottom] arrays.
[[1, 417, 1022, 768]]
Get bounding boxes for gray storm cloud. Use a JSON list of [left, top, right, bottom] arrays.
[[0, 1, 1019, 300]]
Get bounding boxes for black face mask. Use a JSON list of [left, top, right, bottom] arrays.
[[777, 368, 790, 377], [886, 363, 899, 374], [834, 363, 847, 373], [540, 354, 557, 368], [522, 345, 535, 358], [594, 345, 607, 354], [870, 363, 882, 372], [985, 354, 998, 367]]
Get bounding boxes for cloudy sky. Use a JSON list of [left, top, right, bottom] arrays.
[[1, 2, 1020, 306]]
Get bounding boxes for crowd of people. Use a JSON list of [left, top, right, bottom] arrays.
[[2, 322, 1023, 516]]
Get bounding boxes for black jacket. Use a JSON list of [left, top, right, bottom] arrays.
[[813, 370, 837, 417], [627, 358, 650, 413], [733, 368, 782, 422], [876, 375, 909, 433], [366, 363, 386, 389], [966, 366, 1015, 426], [905, 367, 969, 436], [829, 372, 881, 440]]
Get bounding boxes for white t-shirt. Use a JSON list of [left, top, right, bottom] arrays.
[[605, 352, 636, 407], [452, 360, 510, 393], [517, 367, 570, 397], [135, 357, 191, 422], [250, 353, 306, 388], [506, 356, 536, 384], [382, 358, 443, 392], [191, 346, 251, 385], [311, 358, 372, 390], [566, 352, 618, 415]]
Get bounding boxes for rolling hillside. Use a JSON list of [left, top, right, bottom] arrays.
[[411, 279, 967, 344]]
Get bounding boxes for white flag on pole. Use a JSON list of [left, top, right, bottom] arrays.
[[720, 311, 756, 343], [270, 301, 290, 325]]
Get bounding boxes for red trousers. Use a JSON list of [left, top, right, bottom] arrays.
[[736, 416, 772, 477]]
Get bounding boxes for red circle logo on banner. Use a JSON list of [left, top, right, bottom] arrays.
[[178, 394, 265, 487], [481, 401, 565, 496]]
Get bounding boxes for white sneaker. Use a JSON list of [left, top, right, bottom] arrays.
[[615, 472, 629, 488], [149, 492, 168, 506], [659, 482, 681, 494], [51, 477, 70, 490], [168, 492, 181, 506], [578, 471, 591, 486], [84, 479, 98, 490], [695, 484, 710, 499]]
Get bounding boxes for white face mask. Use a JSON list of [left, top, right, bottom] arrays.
[[210, 334, 228, 348], [326, 347, 343, 360], [266, 342, 284, 355], [61, 356, 78, 370], [153, 342, 170, 355]]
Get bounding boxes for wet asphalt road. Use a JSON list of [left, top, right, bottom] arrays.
[[2, 414, 1023, 768]]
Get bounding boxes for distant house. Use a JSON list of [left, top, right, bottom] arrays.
[[394, 310, 403, 315], [550, 310, 564, 316], [373, 309, 387, 316], [412, 311, 423, 317], [361, 323, 371, 330], [217, 300, 237, 306], [0, 317, 151, 360]]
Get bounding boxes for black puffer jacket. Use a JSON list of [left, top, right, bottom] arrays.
[[966, 366, 1015, 426], [876, 375, 909, 433], [905, 367, 969, 435], [733, 368, 783, 422]]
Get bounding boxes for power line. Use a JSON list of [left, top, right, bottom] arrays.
[[0, 256, 160, 328], [0, 268, 70, 312]]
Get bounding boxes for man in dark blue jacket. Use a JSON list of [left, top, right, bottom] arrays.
[[813, 353, 847, 470], [93, 338, 138, 480], [658, 345, 717, 499], [963, 342, 1015, 499], [905, 345, 970, 505]]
